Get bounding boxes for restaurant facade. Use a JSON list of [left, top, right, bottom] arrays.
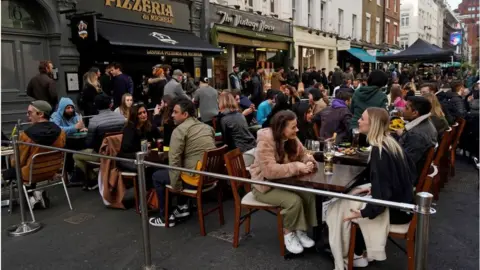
[[208, 4, 293, 90], [1, 0, 218, 133]]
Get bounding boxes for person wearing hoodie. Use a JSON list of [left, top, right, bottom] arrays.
[[292, 102, 315, 144], [50, 97, 85, 135], [314, 91, 353, 143], [350, 70, 389, 130], [2, 101, 66, 209]]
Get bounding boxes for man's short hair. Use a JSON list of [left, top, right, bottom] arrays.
[[309, 88, 322, 101], [94, 94, 112, 110], [420, 83, 438, 93], [174, 98, 196, 117], [266, 89, 277, 100], [233, 65, 239, 69], [407, 96, 432, 116], [231, 89, 241, 97], [112, 62, 122, 70], [241, 72, 250, 80], [38, 60, 52, 73], [336, 91, 353, 101]]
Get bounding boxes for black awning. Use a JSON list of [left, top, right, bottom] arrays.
[[96, 21, 223, 55]]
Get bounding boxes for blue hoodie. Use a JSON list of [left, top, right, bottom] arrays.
[[50, 97, 81, 135]]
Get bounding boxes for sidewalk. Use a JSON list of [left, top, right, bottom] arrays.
[[2, 157, 478, 270]]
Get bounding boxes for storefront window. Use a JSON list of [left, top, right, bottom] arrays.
[[1, 0, 42, 30], [301, 47, 316, 69]]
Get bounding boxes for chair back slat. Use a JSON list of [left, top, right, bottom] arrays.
[[433, 128, 452, 165], [198, 145, 228, 187], [416, 147, 435, 192], [27, 151, 64, 184], [224, 148, 251, 206], [451, 118, 466, 151]]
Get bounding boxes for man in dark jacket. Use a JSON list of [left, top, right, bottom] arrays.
[[448, 80, 467, 119], [286, 66, 299, 86], [302, 67, 311, 87], [397, 96, 438, 176], [111, 63, 133, 108], [332, 67, 344, 88], [27, 60, 58, 109], [250, 66, 265, 107], [308, 66, 322, 87], [229, 65, 242, 90]]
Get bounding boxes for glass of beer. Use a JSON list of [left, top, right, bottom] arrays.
[[323, 140, 335, 175], [352, 128, 360, 149]]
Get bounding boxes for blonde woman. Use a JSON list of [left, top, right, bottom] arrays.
[[422, 92, 449, 135], [341, 107, 416, 267], [115, 93, 133, 119], [81, 71, 103, 117]]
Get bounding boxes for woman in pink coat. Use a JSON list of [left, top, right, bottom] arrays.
[[249, 110, 318, 254]]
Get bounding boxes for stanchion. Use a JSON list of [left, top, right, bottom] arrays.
[[414, 192, 435, 270], [6, 134, 42, 236], [136, 152, 153, 269]]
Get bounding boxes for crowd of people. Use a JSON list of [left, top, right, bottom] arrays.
[[7, 59, 480, 268]]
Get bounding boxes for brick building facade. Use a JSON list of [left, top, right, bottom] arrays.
[[457, 0, 479, 65], [384, 0, 400, 46]]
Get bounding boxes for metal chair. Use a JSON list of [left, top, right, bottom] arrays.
[[23, 151, 72, 222]]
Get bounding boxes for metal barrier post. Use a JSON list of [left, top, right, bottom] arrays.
[[414, 192, 434, 270], [136, 152, 153, 269], [6, 135, 42, 236]]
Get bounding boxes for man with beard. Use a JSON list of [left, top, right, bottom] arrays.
[[2, 101, 65, 209], [50, 97, 86, 135], [27, 60, 58, 109]]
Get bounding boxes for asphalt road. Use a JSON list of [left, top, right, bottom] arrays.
[[2, 157, 478, 270]]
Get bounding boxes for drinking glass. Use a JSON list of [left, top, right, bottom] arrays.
[[305, 140, 312, 151], [352, 128, 360, 149], [312, 141, 321, 152]]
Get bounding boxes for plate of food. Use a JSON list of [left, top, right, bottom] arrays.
[[389, 118, 405, 131], [340, 147, 357, 156]]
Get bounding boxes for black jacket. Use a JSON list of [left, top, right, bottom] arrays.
[[359, 145, 416, 219], [286, 70, 299, 86], [399, 117, 437, 176], [447, 92, 467, 119], [218, 110, 255, 153], [81, 84, 99, 116], [117, 122, 161, 159], [250, 74, 264, 107], [26, 73, 58, 109], [149, 79, 166, 105], [332, 71, 344, 87]]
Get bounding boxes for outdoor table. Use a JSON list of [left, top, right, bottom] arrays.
[[275, 162, 365, 255], [313, 151, 369, 167]]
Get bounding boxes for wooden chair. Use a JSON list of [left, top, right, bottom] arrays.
[[415, 147, 436, 193], [449, 118, 466, 177], [346, 165, 438, 270], [224, 148, 285, 256], [164, 145, 227, 236], [431, 128, 452, 200], [23, 151, 72, 222]]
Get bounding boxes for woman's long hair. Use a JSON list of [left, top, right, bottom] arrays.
[[263, 92, 291, 128], [390, 84, 402, 105], [119, 93, 132, 118], [85, 71, 102, 93], [161, 95, 174, 124], [422, 92, 445, 117], [218, 92, 239, 112], [270, 110, 299, 163], [127, 103, 152, 133], [365, 107, 404, 159]]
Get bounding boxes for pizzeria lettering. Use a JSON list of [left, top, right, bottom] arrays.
[[105, 0, 174, 23]]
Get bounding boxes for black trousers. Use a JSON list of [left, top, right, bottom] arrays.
[[2, 168, 36, 189], [354, 210, 412, 255]]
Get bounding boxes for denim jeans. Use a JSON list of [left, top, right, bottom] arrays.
[[152, 169, 192, 216]]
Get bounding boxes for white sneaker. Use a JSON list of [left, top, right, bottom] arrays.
[[295, 230, 315, 248], [29, 196, 38, 207], [353, 254, 369, 267], [33, 191, 47, 209], [284, 232, 304, 254]]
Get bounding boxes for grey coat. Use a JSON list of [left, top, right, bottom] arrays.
[[164, 78, 190, 99]]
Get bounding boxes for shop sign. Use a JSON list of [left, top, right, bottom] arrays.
[[71, 15, 98, 49], [209, 4, 292, 37], [146, 50, 203, 57], [75, 0, 190, 30], [217, 10, 275, 32], [337, 40, 351, 51]]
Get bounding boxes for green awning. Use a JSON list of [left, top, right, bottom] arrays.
[[347, 48, 376, 63]]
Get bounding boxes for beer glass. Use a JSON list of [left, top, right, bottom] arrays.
[[323, 140, 335, 175], [352, 128, 360, 149]]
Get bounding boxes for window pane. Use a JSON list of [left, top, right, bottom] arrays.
[[1, 40, 20, 90], [21, 42, 44, 83], [1, 0, 42, 30]]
